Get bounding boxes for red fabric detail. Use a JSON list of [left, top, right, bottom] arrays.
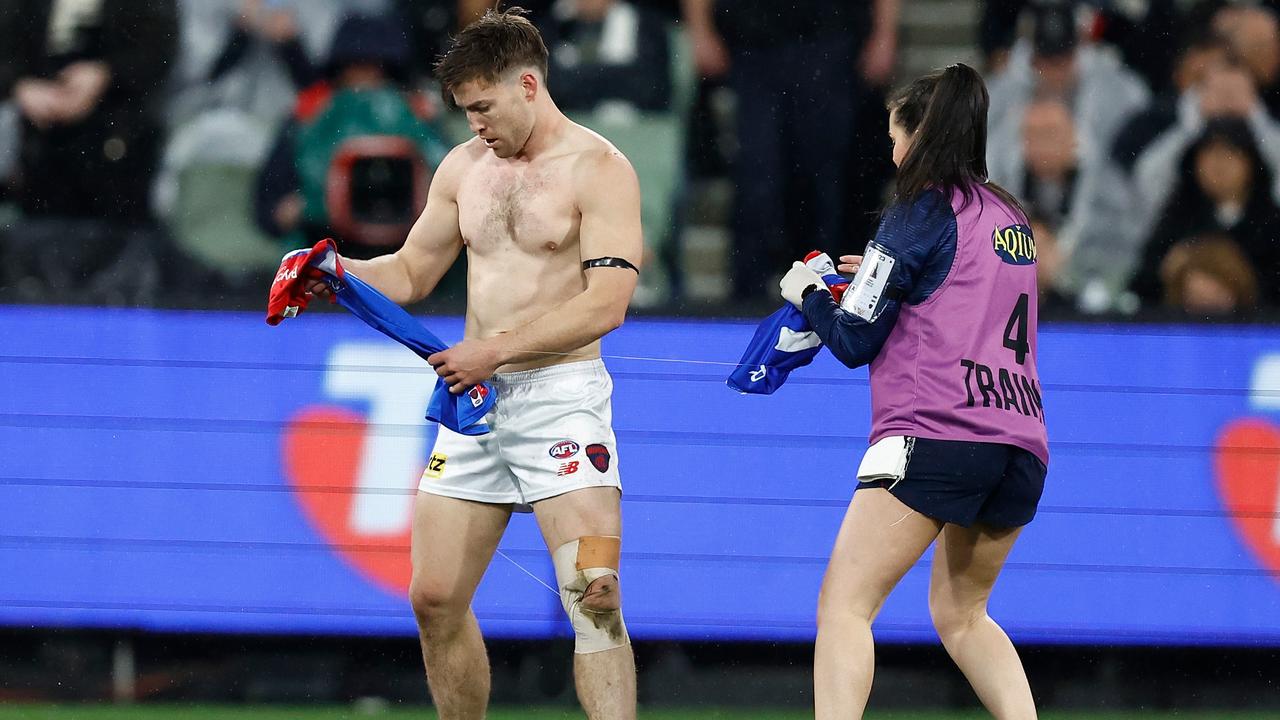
[[828, 278, 850, 304], [265, 239, 340, 326], [294, 82, 336, 123]]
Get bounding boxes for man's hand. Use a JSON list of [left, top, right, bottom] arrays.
[[304, 276, 333, 300], [429, 338, 507, 394], [780, 261, 826, 309]]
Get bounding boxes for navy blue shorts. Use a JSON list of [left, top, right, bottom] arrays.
[[861, 437, 1047, 528]]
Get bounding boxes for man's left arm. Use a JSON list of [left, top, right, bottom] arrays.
[[430, 149, 642, 392]]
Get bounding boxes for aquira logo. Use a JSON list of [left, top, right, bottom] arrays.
[[992, 224, 1037, 265]]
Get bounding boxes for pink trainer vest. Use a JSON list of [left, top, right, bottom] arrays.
[[868, 184, 1049, 466]]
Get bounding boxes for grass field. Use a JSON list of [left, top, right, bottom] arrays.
[[0, 707, 1275, 720]]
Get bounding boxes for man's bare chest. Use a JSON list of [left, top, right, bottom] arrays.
[[457, 164, 578, 254]]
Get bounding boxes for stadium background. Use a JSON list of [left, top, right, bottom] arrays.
[[1, 0, 1278, 717]]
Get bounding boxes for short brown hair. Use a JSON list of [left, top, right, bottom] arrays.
[[434, 7, 549, 101], [1162, 234, 1259, 310]]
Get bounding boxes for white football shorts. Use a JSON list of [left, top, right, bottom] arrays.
[[419, 359, 622, 507]]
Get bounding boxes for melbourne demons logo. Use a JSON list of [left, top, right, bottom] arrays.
[[282, 342, 432, 595], [1214, 354, 1280, 583]]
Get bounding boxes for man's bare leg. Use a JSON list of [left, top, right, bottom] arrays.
[[409, 492, 512, 720], [533, 487, 635, 720]]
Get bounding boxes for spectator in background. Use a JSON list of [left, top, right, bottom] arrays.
[[992, 95, 1144, 314], [1132, 118, 1280, 306], [209, 0, 319, 92], [1065, 11, 1280, 314], [1161, 234, 1260, 317], [986, 0, 1148, 180], [683, 0, 899, 300], [154, 0, 350, 302], [980, 0, 1179, 91], [255, 14, 450, 259], [1131, 61, 1280, 241], [1016, 99, 1079, 227], [985, 1, 1150, 314], [978, 0, 1024, 73], [1215, 4, 1280, 120], [537, 0, 671, 114], [1112, 16, 1228, 174], [0, 0, 179, 303], [170, 0, 399, 128], [1080, 4, 1280, 308]]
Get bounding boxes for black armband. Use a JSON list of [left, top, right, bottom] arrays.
[[582, 257, 639, 273]]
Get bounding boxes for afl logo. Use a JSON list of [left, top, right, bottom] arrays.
[[992, 224, 1037, 265], [549, 440, 580, 459]]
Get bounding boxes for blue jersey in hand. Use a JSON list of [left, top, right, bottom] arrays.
[[319, 266, 498, 436]]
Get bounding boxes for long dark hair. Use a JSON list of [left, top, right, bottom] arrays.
[[888, 63, 1026, 220]]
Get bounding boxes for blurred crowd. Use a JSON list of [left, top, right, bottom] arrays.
[[0, 0, 1276, 320]]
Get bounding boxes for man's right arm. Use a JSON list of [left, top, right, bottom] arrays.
[[338, 146, 468, 305]]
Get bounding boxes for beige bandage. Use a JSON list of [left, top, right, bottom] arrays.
[[552, 535, 630, 654]]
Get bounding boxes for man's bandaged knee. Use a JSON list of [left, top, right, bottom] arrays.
[[553, 535, 630, 654]]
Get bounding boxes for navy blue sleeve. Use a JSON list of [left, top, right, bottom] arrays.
[[801, 189, 958, 368]]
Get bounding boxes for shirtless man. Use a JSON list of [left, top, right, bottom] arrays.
[[308, 8, 641, 719]]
